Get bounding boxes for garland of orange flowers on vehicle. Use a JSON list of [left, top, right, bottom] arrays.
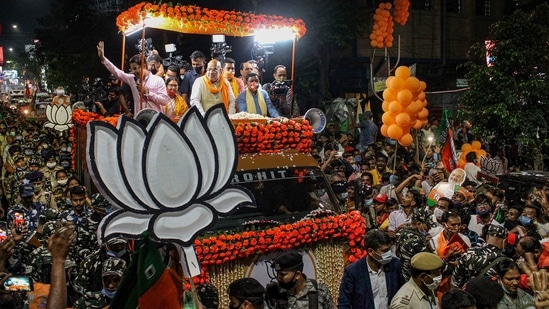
[[117, 2, 307, 38], [233, 119, 314, 153], [182, 211, 366, 288]]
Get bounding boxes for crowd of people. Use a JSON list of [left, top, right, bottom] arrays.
[[0, 44, 549, 309]]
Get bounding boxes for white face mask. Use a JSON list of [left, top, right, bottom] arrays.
[[434, 207, 445, 221], [57, 179, 68, 186], [46, 162, 57, 168], [424, 274, 442, 290]]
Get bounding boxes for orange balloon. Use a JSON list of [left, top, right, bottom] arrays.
[[390, 77, 406, 90], [477, 149, 487, 159], [417, 108, 429, 119], [395, 113, 411, 127], [387, 124, 403, 140], [458, 158, 466, 168], [419, 81, 427, 91], [382, 112, 396, 125], [380, 124, 389, 137], [370, 40, 378, 47], [405, 77, 420, 93], [395, 66, 411, 79], [386, 41, 393, 48], [399, 133, 413, 146], [389, 101, 403, 114], [417, 92, 426, 101], [422, 119, 428, 125], [397, 89, 413, 105], [413, 120, 423, 130], [384, 2, 392, 9], [462, 143, 472, 153], [471, 141, 481, 150], [403, 101, 418, 115], [385, 76, 394, 88], [382, 100, 390, 112]]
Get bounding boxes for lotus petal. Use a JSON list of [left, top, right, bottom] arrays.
[[144, 116, 200, 208], [205, 106, 237, 193], [206, 186, 254, 214], [87, 122, 148, 212], [44, 122, 55, 129], [46, 105, 55, 122], [54, 105, 71, 125], [98, 210, 152, 245], [118, 118, 159, 210], [152, 204, 214, 246], [181, 108, 217, 197]]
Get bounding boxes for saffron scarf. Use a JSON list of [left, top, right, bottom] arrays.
[[204, 75, 229, 111], [245, 89, 267, 116]]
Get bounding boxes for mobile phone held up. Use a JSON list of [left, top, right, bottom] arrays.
[[3, 275, 32, 291], [13, 212, 24, 235], [0, 222, 7, 243]]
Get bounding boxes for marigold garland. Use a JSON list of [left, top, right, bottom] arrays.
[[233, 119, 314, 153], [117, 2, 307, 38]]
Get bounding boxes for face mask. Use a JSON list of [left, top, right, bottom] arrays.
[[24, 150, 33, 156], [42, 144, 49, 149], [354, 156, 362, 163], [372, 250, 392, 265], [423, 274, 442, 290], [57, 179, 68, 186], [9, 132, 15, 137], [278, 272, 298, 290], [60, 162, 70, 169], [316, 189, 326, 197], [389, 175, 400, 186], [46, 162, 57, 168], [339, 192, 349, 200], [33, 186, 41, 193], [15, 135, 23, 141], [168, 90, 177, 97], [101, 288, 117, 299], [107, 249, 127, 258], [65, 198, 72, 206], [56, 90, 65, 96], [194, 66, 203, 74], [519, 215, 533, 226], [476, 207, 491, 217], [434, 207, 445, 221], [364, 199, 373, 207]]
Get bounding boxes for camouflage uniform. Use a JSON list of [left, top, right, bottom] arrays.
[[52, 184, 69, 211], [395, 227, 429, 282], [266, 276, 337, 309], [27, 221, 57, 283], [451, 224, 508, 288], [58, 207, 93, 265], [73, 291, 110, 309], [40, 165, 63, 189], [73, 257, 126, 308]]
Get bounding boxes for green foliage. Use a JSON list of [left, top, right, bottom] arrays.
[[459, 3, 549, 159]]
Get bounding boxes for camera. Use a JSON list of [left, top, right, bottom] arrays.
[[135, 38, 154, 56], [78, 78, 107, 111], [271, 80, 292, 96]]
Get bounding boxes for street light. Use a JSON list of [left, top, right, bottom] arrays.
[[8, 48, 13, 52], [12, 25, 18, 29]]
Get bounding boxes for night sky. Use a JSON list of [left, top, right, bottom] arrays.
[[0, 0, 51, 52]]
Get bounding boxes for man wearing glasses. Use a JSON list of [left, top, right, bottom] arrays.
[[190, 59, 236, 115]]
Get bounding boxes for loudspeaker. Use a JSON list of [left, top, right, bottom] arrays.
[[304, 108, 326, 134]]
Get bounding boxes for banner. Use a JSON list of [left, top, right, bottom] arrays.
[[436, 110, 458, 172]]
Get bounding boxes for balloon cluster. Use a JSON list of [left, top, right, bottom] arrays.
[[380, 66, 428, 147], [369, 3, 395, 48], [393, 0, 411, 25], [459, 141, 486, 168]]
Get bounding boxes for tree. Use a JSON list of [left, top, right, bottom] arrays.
[[459, 3, 549, 161]]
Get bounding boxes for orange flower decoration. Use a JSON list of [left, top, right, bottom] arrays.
[[116, 2, 306, 38]]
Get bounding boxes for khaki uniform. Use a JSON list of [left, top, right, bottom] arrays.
[[389, 279, 438, 309]]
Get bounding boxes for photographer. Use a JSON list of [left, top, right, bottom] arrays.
[[263, 65, 292, 117], [94, 87, 122, 117]]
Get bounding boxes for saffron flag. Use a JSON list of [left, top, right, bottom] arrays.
[[110, 234, 183, 309], [436, 110, 458, 172]]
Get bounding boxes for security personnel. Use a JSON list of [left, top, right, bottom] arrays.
[[266, 251, 337, 309], [389, 252, 442, 309], [451, 223, 508, 288], [73, 257, 126, 308]]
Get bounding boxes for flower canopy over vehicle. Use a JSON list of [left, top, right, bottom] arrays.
[[117, 2, 306, 39], [87, 105, 254, 276]]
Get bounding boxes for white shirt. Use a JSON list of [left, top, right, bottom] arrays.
[[367, 257, 389, 309], [388, 209, 413, 231]]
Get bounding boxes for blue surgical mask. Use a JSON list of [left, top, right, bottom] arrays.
[[364, 199, 373, 207], [101, 288, 117, 299], [519, 215, 533, 227], [65, 198, 72, 206], [316, 189, 326, 197], [339, 192, 349, 199], [354, 156, 362, 163], [107, 249, 127, 258], [373, 250, 392, 265], [389, 175, 400, 186], [60, 162, 70, 169]]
